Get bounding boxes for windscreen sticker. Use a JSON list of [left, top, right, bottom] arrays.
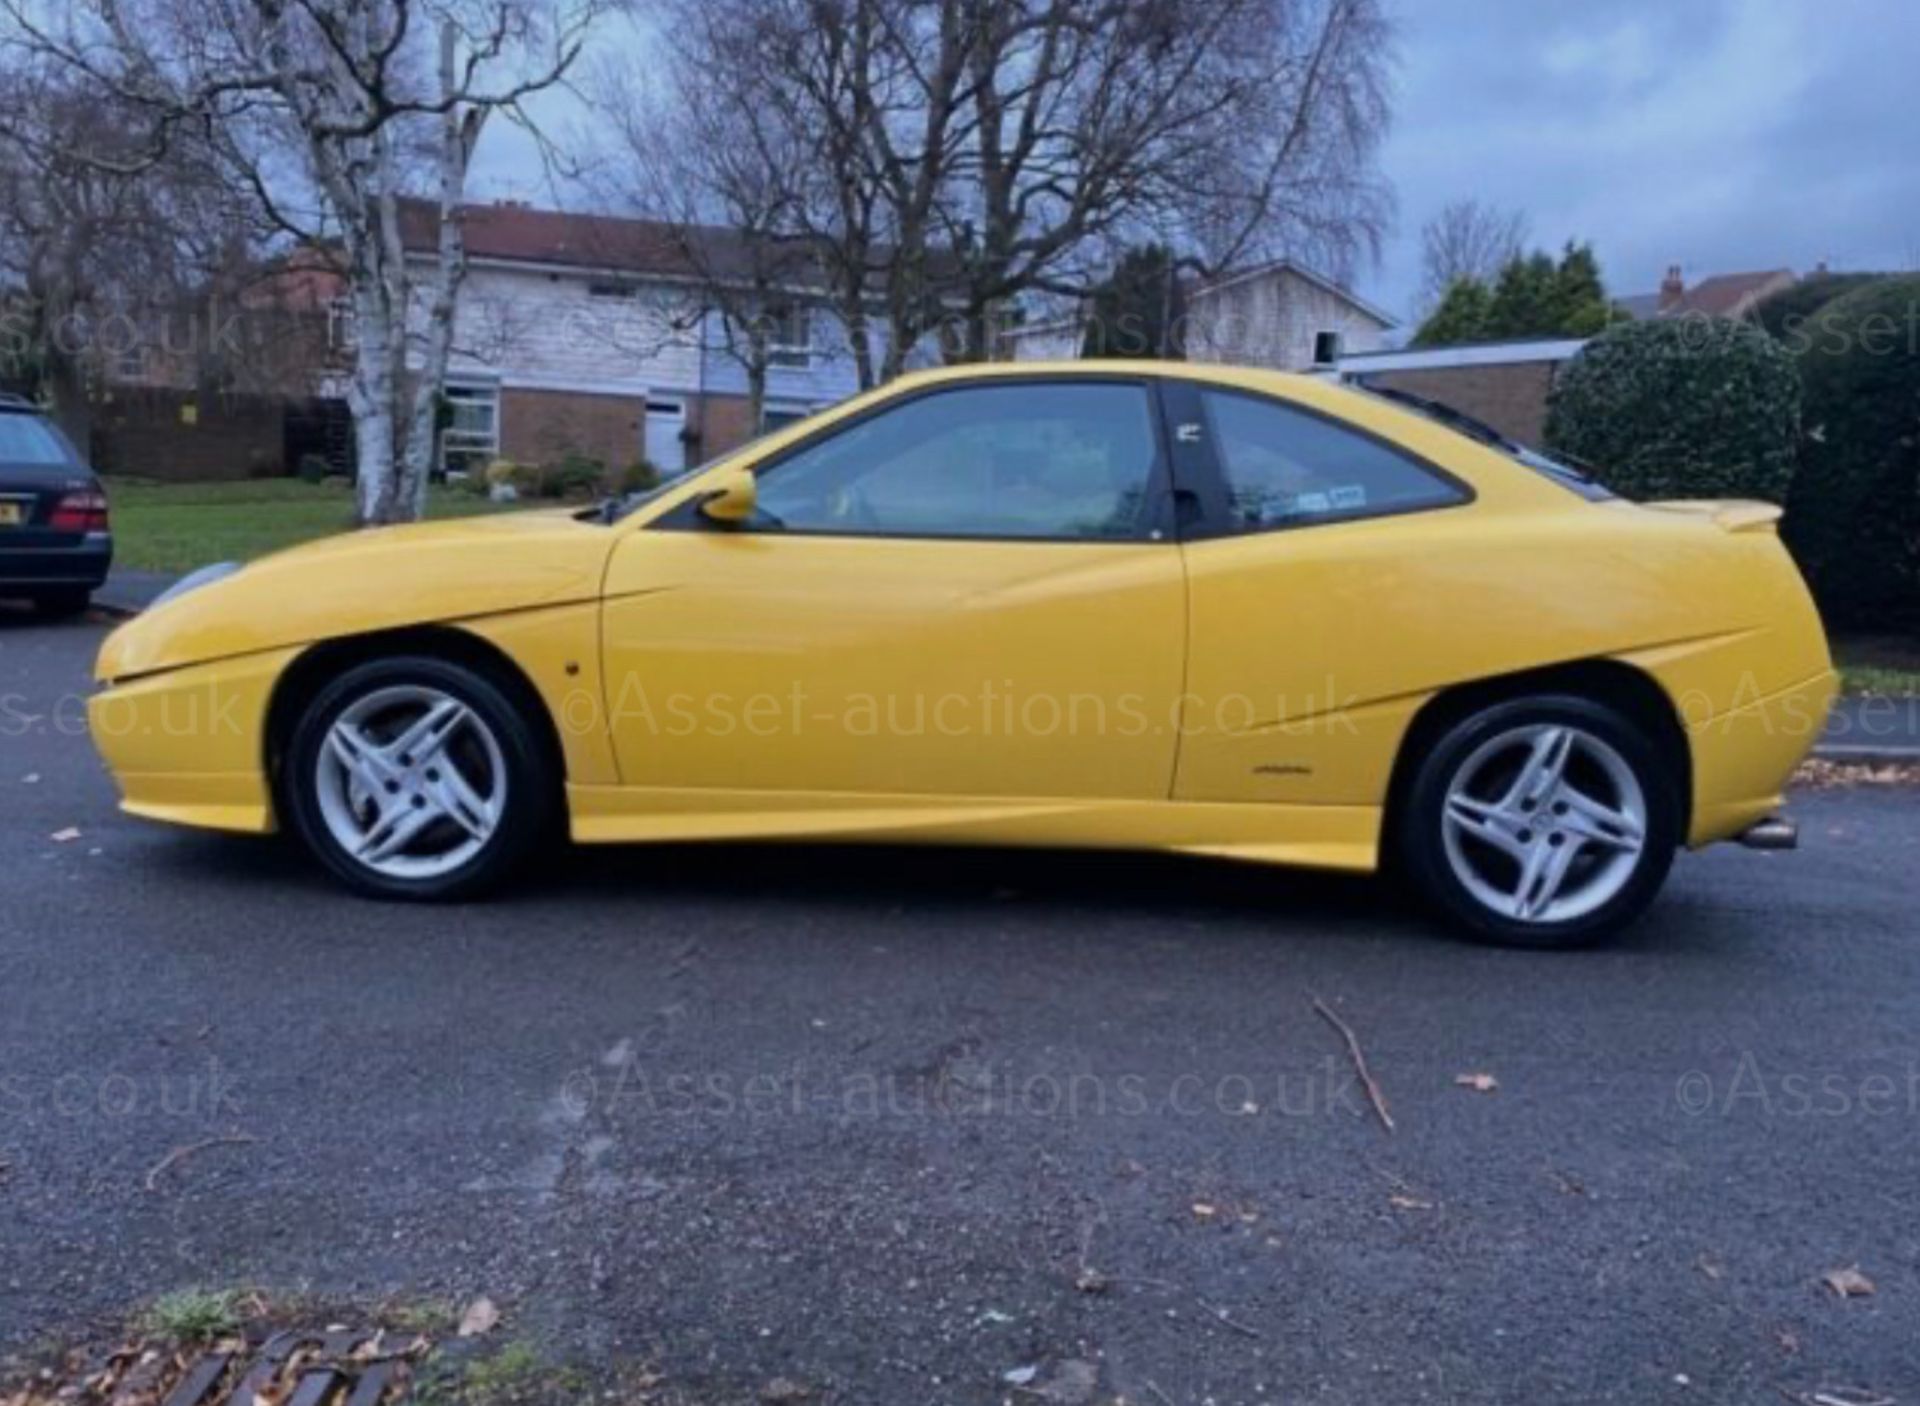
[[1328, 484, 1368, 510]]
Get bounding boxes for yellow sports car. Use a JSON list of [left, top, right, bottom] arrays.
[[90, 363, 1834, 945]]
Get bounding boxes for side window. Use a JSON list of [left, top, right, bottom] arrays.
[[1200, 389, 1466, 532], [751, 382, 1159, 540]]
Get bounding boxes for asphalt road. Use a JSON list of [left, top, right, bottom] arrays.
[[2, 610, 1917, 1405]]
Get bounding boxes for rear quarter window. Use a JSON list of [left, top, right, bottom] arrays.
[[1201, 389, 1468, 531]]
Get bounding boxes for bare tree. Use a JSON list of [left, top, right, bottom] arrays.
[[1418, 198, 1528, 316], [939, 0, 1395, 360], [0, 64, 265, 445], [654, 0, 1393, 375], [595, 22, 830, 435], [1, 0, 608, 524]]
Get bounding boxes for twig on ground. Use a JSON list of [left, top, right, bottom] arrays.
[[144, 1133, 257, 1191], [1313, 995, 1395, 1133], [1196, 1297, 1263, 1339], [1146, 1382, 1179, 1406]]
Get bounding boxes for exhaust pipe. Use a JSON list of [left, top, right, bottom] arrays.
[[1738, 817, 1798, 851]]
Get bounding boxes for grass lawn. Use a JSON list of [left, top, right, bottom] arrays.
[[104, 476, 525, 574], [1833, 634, 1920, 698]]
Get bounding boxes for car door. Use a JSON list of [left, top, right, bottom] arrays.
[[1166, 379, 1477, 808], [599, 376, 1187, 801]]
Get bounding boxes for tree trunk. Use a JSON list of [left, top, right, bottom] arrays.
[[745, 320, 769, 432]]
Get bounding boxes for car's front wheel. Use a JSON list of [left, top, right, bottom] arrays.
[[1398, 696, 1680, 947], [281, 655, 556, 900]]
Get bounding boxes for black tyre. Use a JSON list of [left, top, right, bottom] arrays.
[[32, 588, 91, 618], [280, 654, 557, 900], [1397, 695, 1681, 947]]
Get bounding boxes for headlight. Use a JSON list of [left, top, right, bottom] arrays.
[[149, 561, 243, 609]]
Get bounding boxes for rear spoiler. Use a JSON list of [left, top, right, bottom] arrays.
[[1641, 499, 1785, 535]]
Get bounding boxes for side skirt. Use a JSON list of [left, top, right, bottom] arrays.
[[567, 784, 1380, 874]]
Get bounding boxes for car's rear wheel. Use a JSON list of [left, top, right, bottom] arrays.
[[281, 655, 555, 900], [1398, 695, 1680, 947]]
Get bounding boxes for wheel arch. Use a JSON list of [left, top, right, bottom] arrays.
[[1383, 658, 1693, 851], [263, 624, 570, 804]]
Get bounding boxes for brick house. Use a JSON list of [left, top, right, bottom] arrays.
[[1614, 265, 1797, 321], [1000, 260, 1395, 370], [379, 200, 885, 478], [1335, 338, 1591, 447]]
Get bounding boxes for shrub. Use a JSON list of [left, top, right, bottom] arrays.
[[618, 458, 660, 495], [544, 453, 607, 500], [1545, 315, 1801, 504], [296, 452, 332, 484], [1784, 275, 1920, 630], [1752, 273, 1887, 345]]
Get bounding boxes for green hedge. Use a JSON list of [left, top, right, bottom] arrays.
[[1751, 273, 1885, 344], [1545, 316, 1801, 503], [1784, 276, 1920, 630]]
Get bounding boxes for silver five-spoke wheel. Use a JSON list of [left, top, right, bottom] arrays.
[[1440, 722, 1649, 924], [314, 684, 508, 881]]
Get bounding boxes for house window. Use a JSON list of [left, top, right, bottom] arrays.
[[112, 345, 146, 381], [1311, 330, 1341, 366], [760, 403, 813, 434], [440, 382, 499, 477], [587, 280, 638, 299], [767, 304, 813, 367]]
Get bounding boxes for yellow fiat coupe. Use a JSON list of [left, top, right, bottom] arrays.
[[90, 363, 1834, 945]]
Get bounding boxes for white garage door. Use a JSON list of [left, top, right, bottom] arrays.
[[645, 399, 686, 475]]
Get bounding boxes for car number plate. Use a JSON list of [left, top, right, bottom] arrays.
[[0, 502, 23, 526]]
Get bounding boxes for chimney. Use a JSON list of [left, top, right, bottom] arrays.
[[1658, 265, 1685, 310]]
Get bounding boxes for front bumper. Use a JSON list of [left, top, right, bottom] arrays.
[[1686, 669, 1838, 847], [88, 646, 297, 834]]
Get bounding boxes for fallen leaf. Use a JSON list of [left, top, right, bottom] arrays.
[[50, 828, 81, 843], [1388, 1194, 1434, 1211], [1073, 1270, 1110, 1295], [1190, 1202, 1217, 1220], [759, 1379, 810, 1403], [1822, 1266, 1876, 1299], [1454, 1072, 1499, 1093], [1003, 1365, 1038, 1386], [456, 1297, 500, 1337]]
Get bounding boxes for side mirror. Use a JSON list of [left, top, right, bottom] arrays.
[[698, 466, 758, 524]]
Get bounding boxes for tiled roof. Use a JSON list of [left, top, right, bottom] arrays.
[[398, 200, 823, 286], [1616, 269, 1795, 320]]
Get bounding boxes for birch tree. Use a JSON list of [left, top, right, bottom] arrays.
[[0, 0, 608, 524]]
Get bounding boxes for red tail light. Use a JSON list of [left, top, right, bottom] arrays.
[[49, 490, 109, 534]]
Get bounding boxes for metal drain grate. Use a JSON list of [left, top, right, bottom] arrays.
[[136, 1327, 425, 1406]]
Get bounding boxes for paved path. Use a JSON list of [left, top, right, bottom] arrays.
[[2, 614, 1916, 1404], [94, 568, 178, 615]]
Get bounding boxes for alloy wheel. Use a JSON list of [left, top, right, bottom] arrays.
[[313, 684, 507, 881], [1439, 722, 1648, 924]]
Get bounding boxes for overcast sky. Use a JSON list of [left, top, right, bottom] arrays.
[[470, 1, 1920, 330], [1374, 0, 1920, 323]]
